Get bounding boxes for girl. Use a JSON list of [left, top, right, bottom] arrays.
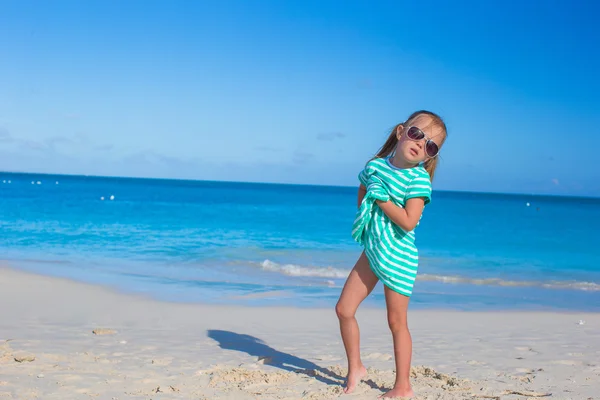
[[336, 110, 447, 398]]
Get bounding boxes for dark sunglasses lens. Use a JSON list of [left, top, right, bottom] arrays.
[[426, 141, 439, 157], [406, 127, 423, 140]]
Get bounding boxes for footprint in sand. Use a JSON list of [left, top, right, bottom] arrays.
[[514, 346, 538, 354], [60, 374, 84, 382], [313, 355, 339, 362], [151, 358, 173, 366], [75, 388, 96, 394], [467, 360, 486, 365], [362, 352, 393, 361], [515, 368, 536, 374], [552, 360, 580, 366]]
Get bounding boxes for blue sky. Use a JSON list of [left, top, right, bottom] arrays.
[[1, 0, 599, 196]]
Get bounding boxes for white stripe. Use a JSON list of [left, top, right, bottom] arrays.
[[407, 192, 430, 197], [382, 223, 418, 251], [372, 158, 411, 182], [407, 169, 420, 178], [375, 168, 410, 190], [410, 184, 431, 190], [378, 243, 419, 268], [380, 224, 419, 259], [367, 249, 417, 283], [366, 248, 415, 288], [369, 239, 419, 272], [373, 207, 383, 241], [412, 177, 430, 183], [359, 171, 368, 185], [351, 201, 372, 236], [375, 273, 413, 295]]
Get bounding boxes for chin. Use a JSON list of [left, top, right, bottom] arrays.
[[403, 154, 420, 164], [401, 152, 414, 160]]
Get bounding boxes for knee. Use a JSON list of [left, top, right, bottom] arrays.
[[387, 314, 408, 333], [335, 301, 355, 321]]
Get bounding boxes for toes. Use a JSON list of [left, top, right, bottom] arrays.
[[343, 383, 355, 394]]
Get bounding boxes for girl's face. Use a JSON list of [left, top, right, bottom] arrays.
[[395, 115, 445, 165]]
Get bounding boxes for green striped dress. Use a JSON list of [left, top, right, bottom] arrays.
[[352, 157, 432, 296]]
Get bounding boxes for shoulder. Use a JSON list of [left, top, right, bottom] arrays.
[[365, 157, 388, 170], [359, 157, 387, 185], [361, 157, 389, 175], [407, 165, 431, 185]]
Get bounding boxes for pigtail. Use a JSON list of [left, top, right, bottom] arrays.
[[423, 157, 438, 181], [375, 124, 401, 159]]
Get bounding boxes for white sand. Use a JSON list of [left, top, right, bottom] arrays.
[[1, 266, 599, 399]]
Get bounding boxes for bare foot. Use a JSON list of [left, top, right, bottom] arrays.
[[343, 364, 367, 394], [379, 386, 414, 399]]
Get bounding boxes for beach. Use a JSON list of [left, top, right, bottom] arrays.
[[2, 0, 599, 398], [1, 266, 599, 399]]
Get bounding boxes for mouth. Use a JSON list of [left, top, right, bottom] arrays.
[[409, 148, 419, 157]]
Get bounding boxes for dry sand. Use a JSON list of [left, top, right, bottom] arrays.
[[1, 266, 599, 399]]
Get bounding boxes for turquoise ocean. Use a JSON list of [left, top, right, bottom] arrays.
[[1, 172, 599, 311]]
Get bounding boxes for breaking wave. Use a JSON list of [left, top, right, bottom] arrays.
[[257, 260, 600, 291], [259, 260, 348, 279], [418, 274, 600, 292]]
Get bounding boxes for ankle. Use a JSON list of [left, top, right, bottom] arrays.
[[393, 381, 412, 391], [348, 362, 365, 372]]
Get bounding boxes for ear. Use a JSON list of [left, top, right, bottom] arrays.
[[396, 124, 404, 140]]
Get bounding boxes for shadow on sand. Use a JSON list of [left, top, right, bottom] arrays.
[[206, 329, 345, 386]]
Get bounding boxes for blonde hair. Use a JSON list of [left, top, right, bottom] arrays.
[[375, 110, 447, 181]]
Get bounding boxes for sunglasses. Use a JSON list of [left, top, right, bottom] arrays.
[[405, 126, 440, 158]]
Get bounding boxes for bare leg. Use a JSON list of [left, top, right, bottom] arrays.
[[335, 252, 379, 394], [381, 286, 414, 398]]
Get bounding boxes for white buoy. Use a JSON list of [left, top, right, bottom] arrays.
[[526, 202, 530, 207], [55, 181, 59, 184], [2, 180, 5, 183], [31, 181, 35, 184], [7, 180, 11, 184], [36, 181, 41, 185], [110, 195, 115, 201], [100, 196, 105, 201]]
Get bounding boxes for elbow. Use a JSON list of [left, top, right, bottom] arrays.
[[398, 212, 421, 232], [400, 222, 417, 232], [398, 218, 419, 232]]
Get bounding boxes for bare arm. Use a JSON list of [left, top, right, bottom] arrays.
[[357, 184, 367, 208], [376, 197, 425, 232]]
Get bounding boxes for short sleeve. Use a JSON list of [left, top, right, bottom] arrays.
[[358, 169, 369, 187], [405, 169, 432, 205], [358, 160, 377, 187]]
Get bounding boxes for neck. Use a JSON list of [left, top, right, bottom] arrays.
[[390, 153, 417, 169]]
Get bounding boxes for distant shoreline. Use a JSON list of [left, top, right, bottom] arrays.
[[2, 170, 598, 200]]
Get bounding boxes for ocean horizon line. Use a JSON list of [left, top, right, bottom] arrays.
[[2, 169, 599, 200]]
